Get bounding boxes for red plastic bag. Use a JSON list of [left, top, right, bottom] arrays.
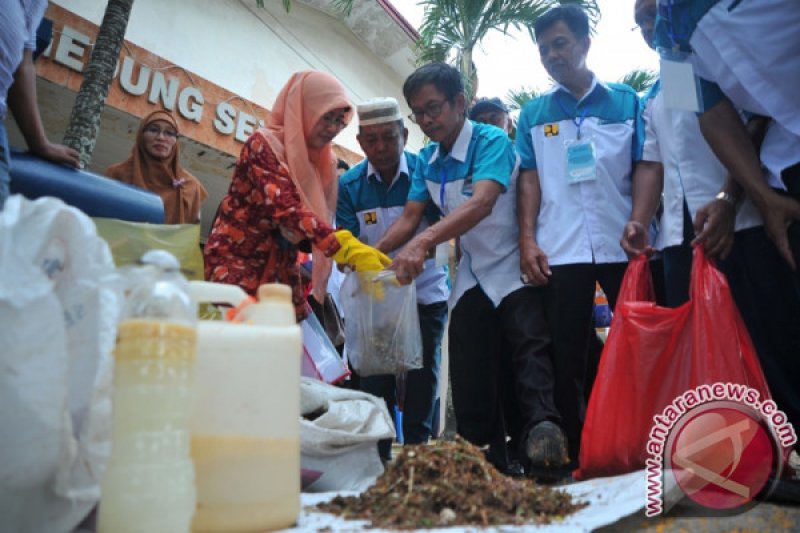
[[575, 247, 772, 479]]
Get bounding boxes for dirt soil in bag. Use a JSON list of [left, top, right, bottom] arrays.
[[316, 437, 587, 530]]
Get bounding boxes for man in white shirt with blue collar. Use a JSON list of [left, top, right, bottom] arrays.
[[651, 0, 800, 273], [624, 0, 800, 458], [378, 63, 562, 477], [336, 97, 449, 462], [516, 4, 643, 472]]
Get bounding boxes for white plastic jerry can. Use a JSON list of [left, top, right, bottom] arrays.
[[187, 282, 302, 532]]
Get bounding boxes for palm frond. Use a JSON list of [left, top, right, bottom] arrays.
[[506, 86, 542, 111], [256, 0, 354, 17], [618, 69, 658, 93], [415, 0, 601, 101], [331, 0, 354, 17]]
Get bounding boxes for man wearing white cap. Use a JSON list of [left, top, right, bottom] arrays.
[[336, 97, 450, 461]]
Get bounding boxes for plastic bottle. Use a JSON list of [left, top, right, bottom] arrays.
[[188, 282, 302, 532], [98, 250, 197, 533]]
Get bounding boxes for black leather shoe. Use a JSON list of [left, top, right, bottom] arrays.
[[524, 421, 569, 469]]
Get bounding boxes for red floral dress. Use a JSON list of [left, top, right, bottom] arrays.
[[203, 131, 340, 320]]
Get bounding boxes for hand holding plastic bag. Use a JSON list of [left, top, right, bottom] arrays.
[[576, 247, 772, 480], [339, 271, 422, 377]]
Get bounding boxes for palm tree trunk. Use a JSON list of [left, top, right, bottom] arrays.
[[460, 47, 476, 104], [63, 0, 134, 168]]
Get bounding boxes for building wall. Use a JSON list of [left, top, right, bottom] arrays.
[[4, 0, 423, 236], [50, 0, 424, 154]]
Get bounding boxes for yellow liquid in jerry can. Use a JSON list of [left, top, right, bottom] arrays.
[[191, 436, 300, 532], [189, 283, 302, 532], [98, 320, 197, 533]]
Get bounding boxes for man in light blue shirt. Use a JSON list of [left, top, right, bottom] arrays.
[[627, 0, 800, 456], [377, 63, 562, 477], [336, 97, 449, 461], [652, 0, 800, 272], [516, 5, 642, 472]]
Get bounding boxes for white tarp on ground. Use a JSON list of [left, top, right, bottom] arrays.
[[282, 470, 646, 532]]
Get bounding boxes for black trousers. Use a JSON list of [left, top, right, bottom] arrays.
[[783, 162, 800, 280], [719, 226, 800, 444], [542, 261, 627, 462], [448, 286, 555, 455]]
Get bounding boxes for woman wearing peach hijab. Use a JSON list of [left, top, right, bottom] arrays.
[[203, 71, 390, 320], [106, 109, 207, 224]]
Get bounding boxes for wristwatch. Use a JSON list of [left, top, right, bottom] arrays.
[[715, 191, 740, 209]]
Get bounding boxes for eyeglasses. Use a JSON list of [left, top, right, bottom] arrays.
[[408, 100, 448, 124], [143, 124, 178, 139], [321, 111, 348, 129]]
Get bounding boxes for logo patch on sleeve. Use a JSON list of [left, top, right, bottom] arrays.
[[544, 123, 560, 137], [363, 211, 378, 225]]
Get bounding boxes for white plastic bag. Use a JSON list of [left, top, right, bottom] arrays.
[[0, 195, 122, 532], [300, 378, 395, 492], [339, 272, 422, 377], [301, 312, 350, 384]]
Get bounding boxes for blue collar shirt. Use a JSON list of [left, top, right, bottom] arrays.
[[407, 120, 523, 308], [337, 151, 449, 305], [516, 75, 642, 266]]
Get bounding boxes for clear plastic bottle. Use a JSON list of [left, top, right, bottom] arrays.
[[98, 250, 197, 533]]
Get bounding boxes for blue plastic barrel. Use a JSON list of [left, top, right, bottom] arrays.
[[9, 150, 164, 223]]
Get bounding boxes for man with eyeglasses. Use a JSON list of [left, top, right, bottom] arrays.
[[376, 62, 555, 478], [336, 97, 449, 463], [515, 4, 643, 475]]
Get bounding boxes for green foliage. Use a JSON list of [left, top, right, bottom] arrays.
[[255, 0, 353, 16], [506, 86, 542, 111], [415, 1, 600, 101], [618, 69, 658, 93]]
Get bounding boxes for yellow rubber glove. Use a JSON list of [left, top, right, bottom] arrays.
[[332, 230, 392, 272]]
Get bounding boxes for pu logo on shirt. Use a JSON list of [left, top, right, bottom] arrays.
[[363, 211, 378, 225], [544, 123, 560, 137]]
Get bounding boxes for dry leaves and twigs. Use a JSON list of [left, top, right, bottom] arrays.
[[316, 437, 587, 529]]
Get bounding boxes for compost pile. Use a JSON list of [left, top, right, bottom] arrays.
[[316, 437, 587, 529]]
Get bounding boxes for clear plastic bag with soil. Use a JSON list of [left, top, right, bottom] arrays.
[[340, 271, 422, 377]]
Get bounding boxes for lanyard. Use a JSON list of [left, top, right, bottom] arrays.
[[662, 0, 689, 51], [439, 168, 447, 213], [555, 92, 590, 140]]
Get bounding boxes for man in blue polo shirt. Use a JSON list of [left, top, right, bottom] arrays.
[[652, 0, 800, 272], [336, 97, 449, 462], [515, 4, 641, 469], [377, 63, 564, 477]]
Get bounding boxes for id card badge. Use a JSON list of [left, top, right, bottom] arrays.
[[565, 138, 596, 184], [659, 47, 702, 112]]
